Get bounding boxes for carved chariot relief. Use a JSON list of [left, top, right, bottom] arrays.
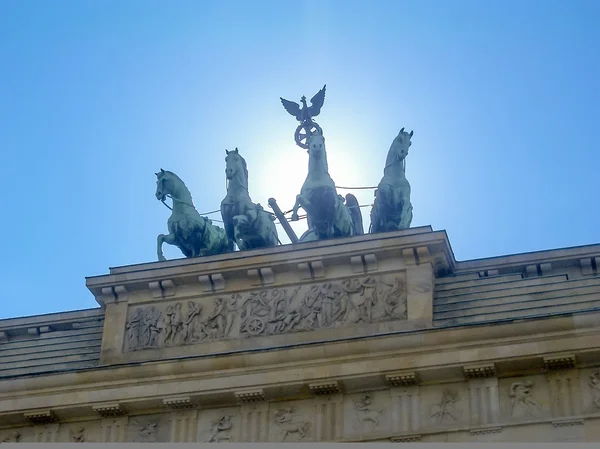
[[124, 274, 407, 351]]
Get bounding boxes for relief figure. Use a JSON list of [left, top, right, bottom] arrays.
[[510, 381, 542, 417], [274, 408, 311, 441]]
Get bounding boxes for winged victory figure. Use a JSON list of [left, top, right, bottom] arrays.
[[280, 84, 327, 124]]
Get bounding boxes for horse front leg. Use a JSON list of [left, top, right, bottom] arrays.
[[157, 233, 176, 261], [292, 194, 312, 221]]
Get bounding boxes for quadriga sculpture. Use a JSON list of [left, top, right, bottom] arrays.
[[370, 128, 414, 233], [220, 148, 279, 251], [155, 169, 229, 261], [291, 131, 364, 241]]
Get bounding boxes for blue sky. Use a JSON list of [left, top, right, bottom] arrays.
[[0, 0, 598, 319]]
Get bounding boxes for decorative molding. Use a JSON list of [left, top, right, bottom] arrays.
[[470, 427, 502, 435], [234, 389, 265, 403], [24, 410, 56, 424], [552, 419, 584, 427], [114, 285, 129, 301], [211, 274, 225, 291], [92, 403, 124, 417], [162, 395, 193, 409], [350, 256, 364, 273], [580, 257, 595, 275], [391, 434, 422, 442], [198, 275, 213, 292], [543, 354, 576, 370], [364, 254, 378, 272], [260, 267, 275, 285], [308, 380, 341, 395], [385, 371, 420, 387], [149, 280, 176, 299], [402, 248, 416, 266], [463, 363, 496, 379]]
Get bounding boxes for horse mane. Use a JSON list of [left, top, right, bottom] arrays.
[[160, 170, 194, 202]]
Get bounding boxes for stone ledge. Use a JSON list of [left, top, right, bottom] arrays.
[[92, 403, 124, 417], [470, 426, 502, 435], [162, 395, 193, 409], [234, 389, 265, 403], [544, 354, 576, 370], [384, 371, 420, 387], [552, 418, 584, 427], [390, 434, 422, 442], [463, 363, 496, 379], [308, 380, 341, 395], [24, 410, 56, 424]]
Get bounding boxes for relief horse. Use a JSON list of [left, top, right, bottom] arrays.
[[220, 148, 279, 251], [155, 169, 229, 261], [370, 128, 414, 233], [291, 131, 363, 241]]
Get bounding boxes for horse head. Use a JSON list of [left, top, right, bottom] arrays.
[[307, 131, 326, 160], [387, 128, 414, 164], [155, 168, 173, 201], [225, 148, 248, 189]]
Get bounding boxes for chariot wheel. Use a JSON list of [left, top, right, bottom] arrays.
[[246, 317, 266, 335], [295, 121, 322, 149]]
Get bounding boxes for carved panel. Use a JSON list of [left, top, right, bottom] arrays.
[[197, 407, 239, 442], [344, 391, 390, 437], [124, 274, 407, 351], [58, 421, 100, 442], [127, 414, 170, 442], [269, 400, 315, 442], [498, 375, 550, 421], [1, 429, 25, 443], [581, 368, 600, 413], [420, 383, 468, 429]]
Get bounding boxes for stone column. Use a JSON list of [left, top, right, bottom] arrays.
[[391, 385, 421, 433], [170, 410, 198, 442], [313, 394, 344, 440], [544, 355, 581, 418], [464, 364, 500, 427], [402, 247, 434, 325], [240, 402, 269, 442], [98, 300, 129, 364], [100, 417, 128, 442]]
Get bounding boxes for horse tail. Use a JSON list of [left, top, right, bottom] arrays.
[[345, 193, 364, 235]]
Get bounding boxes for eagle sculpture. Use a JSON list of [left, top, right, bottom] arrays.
[[280, 84, 326, 123]]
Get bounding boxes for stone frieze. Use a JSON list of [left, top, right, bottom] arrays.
[[124, 274, 407, 351]]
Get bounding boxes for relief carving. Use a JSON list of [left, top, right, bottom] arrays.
[[204, 415, 233, 442], [274, 408, 311, 441], [509, 381, 542, 417], [124, 275, 406, 351], [354, 394, 384, 431], [69, 427, 86, 443], [2, 431, 21, 443], [589, 371, 600, 409], [131, 420, 158, 442], [429, 390, 461, 423]]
